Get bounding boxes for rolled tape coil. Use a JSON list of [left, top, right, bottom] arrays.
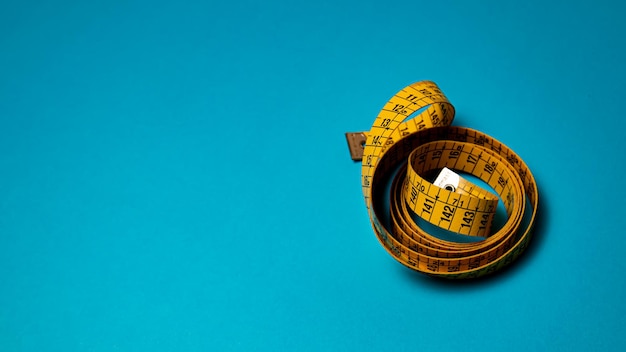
[[346, 81, 538, 279]]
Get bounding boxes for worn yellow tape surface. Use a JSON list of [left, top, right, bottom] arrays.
[[357, 81, 538, 279]]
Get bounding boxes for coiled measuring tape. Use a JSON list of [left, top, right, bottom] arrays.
[[346, 81, 538, 279]]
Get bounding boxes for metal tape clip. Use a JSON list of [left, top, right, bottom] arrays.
[[345, 132, 367, 161]]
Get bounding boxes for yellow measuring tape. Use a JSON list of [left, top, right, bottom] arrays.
[[346, 81, 538, 279]]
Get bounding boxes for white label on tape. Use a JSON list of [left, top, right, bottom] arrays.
[[433, 167, 460, 192]]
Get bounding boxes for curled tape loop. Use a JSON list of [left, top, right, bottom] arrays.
[[357, 81, 538, 279]]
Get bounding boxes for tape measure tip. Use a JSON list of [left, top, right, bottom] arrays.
[[345, 132, 367, 161]]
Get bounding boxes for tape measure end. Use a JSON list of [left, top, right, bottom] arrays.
[[433, 167, 460, 192], [345, 132, 367, 161]]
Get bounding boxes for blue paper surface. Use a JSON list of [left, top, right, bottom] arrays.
[[1, 0, 625, 350]]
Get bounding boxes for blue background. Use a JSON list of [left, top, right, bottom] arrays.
[[1, 0, 625, 350]]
